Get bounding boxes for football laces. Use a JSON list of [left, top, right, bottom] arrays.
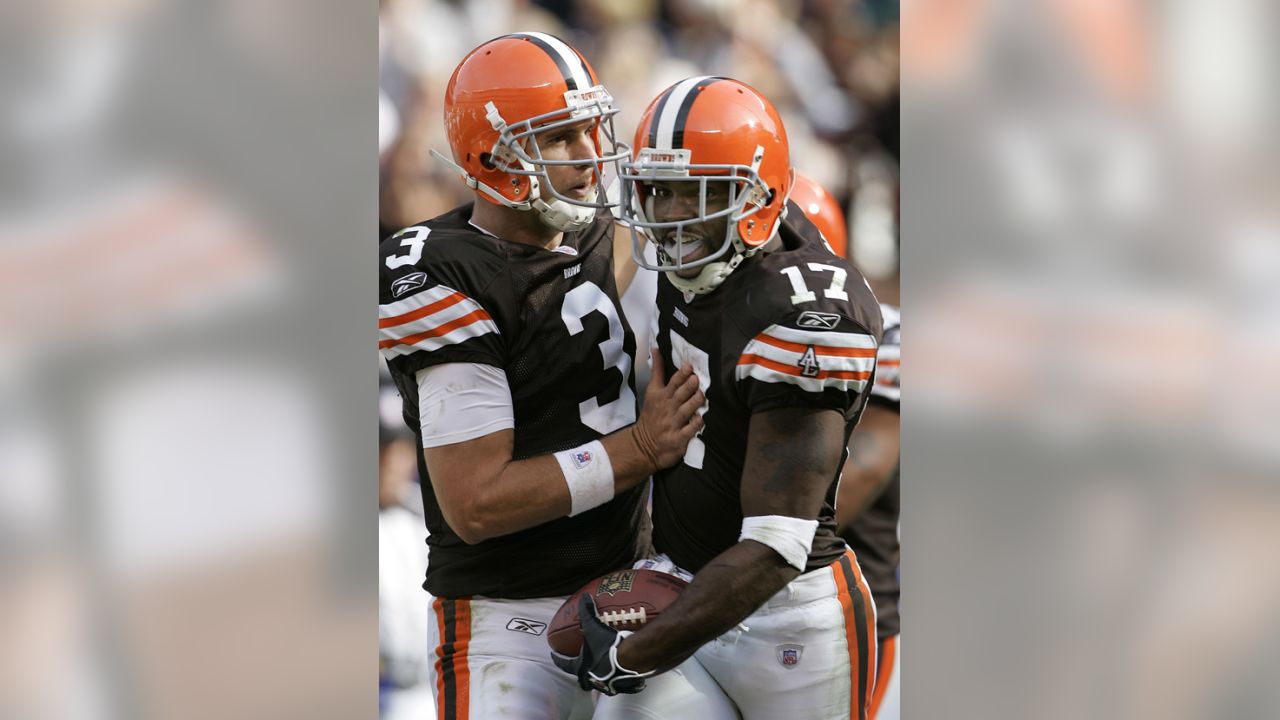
[[596, 607, 647, 626]]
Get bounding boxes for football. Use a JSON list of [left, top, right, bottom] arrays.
[[547, 568, 688, 656]]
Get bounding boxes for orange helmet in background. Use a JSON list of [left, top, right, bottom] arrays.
[[437, 33, 628, 232], [791, 171, 848, 258], [622, 76, 794, 294]]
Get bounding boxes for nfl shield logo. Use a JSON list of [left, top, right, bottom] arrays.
[[777, 644, 803, 668], [572, 450, 593, 468], [597, 571, 635, 596]]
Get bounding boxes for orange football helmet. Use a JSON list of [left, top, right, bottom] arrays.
[[621, 76, 794, 294], [434, 33, 628, 232], [791, 171, 848, 258]]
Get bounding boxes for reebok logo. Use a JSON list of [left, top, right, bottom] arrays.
[[392, 272, 428, 298], [796, 311, 840, 330], [506, 618, 547, 636]]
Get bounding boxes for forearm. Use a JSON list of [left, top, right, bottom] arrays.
[[615, 541, 800, 674], [432, 357, 701, 543], [464, 427, 659, 541]]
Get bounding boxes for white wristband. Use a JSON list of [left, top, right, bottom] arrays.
[[739, 515, 819, 572], [553, 440, 615, 516]]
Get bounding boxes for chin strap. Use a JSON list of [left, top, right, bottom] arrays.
[[664, 253, 745, 295], [429, 148, 597, 233], [667, 201, 791, 295], [533, 194, 597, 233]]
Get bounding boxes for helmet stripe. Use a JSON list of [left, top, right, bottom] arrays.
[[647, 86, 676, 149], [652, 76, 727, 150], [510, 32, 592, 92]]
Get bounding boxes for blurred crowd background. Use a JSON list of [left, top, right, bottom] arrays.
[[377, 0, 902, 303], [903, 1, 1280, 718], [2, 0, 1278, 719]]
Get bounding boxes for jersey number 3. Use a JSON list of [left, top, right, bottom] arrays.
[[561, 283, 637, 435]]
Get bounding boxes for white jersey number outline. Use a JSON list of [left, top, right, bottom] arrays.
[[385, 226, 429, 269], [561, 282, 637, 434], [780, 263, 851, 304], [668, 329, 711, 469]]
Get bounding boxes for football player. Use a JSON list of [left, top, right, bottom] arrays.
[[799, 180, 902, 720], [557, 77, 882, 720], [837, 302, 901, 720], [790, 171, 849, 259], [379, 34, 705, 720]]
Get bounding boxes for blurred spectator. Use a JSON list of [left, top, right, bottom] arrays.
[[3, 1, 375, 718], [378, 376, 434, 720], [902, 0, 1280, 718]]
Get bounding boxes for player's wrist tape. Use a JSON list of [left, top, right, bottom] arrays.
[[554, 440, 615, 516], [739, 514, 819, 572]]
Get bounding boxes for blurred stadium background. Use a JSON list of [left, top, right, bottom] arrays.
[[377, 0, 901, 301], [2, 0, 1278, 719]]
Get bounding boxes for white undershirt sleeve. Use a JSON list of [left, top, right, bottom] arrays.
[[415, 363, 514, 448]]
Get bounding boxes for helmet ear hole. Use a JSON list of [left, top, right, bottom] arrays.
[[479, 153, 497, 170]]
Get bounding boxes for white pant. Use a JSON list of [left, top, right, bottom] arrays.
[[596, 551, 877, 720], [427, 595, 597, 720], [870, 635, 900, 720]]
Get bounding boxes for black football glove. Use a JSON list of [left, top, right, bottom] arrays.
[[551, 595, 654, 695]]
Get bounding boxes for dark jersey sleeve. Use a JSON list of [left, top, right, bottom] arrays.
[[726, 212, 883, 417], [733, 309, 879, 416], [870, 303, 900, 408], [378, 224, 508, 377]]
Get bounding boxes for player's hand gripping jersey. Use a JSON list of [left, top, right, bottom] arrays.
[[379, 205, 645, 598], [650, 203, 883, 574]]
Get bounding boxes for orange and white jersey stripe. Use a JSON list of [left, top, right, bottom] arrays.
[[736, 324, 877, 394], [379, 284, 499, 359], [872, 304, 900, 404]]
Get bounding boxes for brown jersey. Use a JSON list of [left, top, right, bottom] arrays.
[[379, 204, 646, 598], [650, 202, 883, 575], [842, 303, 901, 638]]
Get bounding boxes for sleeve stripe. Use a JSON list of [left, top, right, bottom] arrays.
[[379, 308, 495, 351], [734, 322, 877, 393], [738, 353, 872, 381], [378, 283, 500, 359], [871, 382, 900, 402], [756, 332, 878, 358], [739, 334, 876, 375], [736, 362, 870, 393], [380, 312, 498, 359], [379, 290, 467, 328]]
